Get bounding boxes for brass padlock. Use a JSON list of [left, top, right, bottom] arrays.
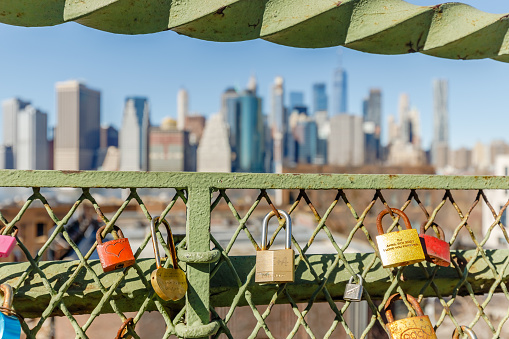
[[255, 210, 295, 284], [376, 208, 425, 268], [150, 216, 187, 301], [385, 293, 437, 339], [452, 326, 477, 339]]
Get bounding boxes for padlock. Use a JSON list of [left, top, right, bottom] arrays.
[[150, 216, 187, 301], [0, 226, 17, 258], [344, 274, 364, 302], [96, 225, 135, 273], [376, 208, 425, 268], [0, 284, 21, 339], [452, 326, 477, 339], [419, 221, 450, 267], [255, 210, 295, 284], [385, 293, 437, 339], [115, 318, 134, 339]]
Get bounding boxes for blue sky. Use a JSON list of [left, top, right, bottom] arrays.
[[0, 1, 507, 150]]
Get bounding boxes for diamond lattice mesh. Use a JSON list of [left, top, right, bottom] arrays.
[[0, 175, 507, 338]]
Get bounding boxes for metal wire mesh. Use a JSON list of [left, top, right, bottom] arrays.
[[0, 172, 507, 338]]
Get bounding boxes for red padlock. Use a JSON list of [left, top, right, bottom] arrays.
[[96, 225, 135, 272], [419, 221, 450, 267], [0, 226, 17, 258]]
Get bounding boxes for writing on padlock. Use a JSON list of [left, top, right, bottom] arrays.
[[150, 216, 187, 301], [419, 221, 450, 267], [255, 210, 295, 284], [375, 208, 425, 268], [0, 284, 22, 339], [385, 293, 437, 339], [452, 325, 477, 339], [0, 226, 18, 258], [344, 274, 363, 302], [96, 225, 136, 273]]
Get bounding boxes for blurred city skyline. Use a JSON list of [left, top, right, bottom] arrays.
[[0, 1, 508, 150]]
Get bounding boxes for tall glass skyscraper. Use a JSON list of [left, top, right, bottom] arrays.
[[237, 92, 264, 173], [312, 83, 327, 114], [289, 91, 304, 112], [363, 89, 382, 164], [120, 97, 150, 171], [332, 68, 347, 115]]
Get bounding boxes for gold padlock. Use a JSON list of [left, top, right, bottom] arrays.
[[376, 208, 425, 268], [150, 216, 187, 301], [255, 210, 295, 284], [385, 293, 437, 339]]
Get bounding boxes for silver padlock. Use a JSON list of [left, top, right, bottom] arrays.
[[344, 274, 363, 302]]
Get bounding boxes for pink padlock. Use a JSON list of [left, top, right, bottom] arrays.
[[0, 226, 18, 258]]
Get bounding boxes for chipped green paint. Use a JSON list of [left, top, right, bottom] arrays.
[[178, 248, 221, 264], [0, 170, 508, 190], [1, 0, 508, 62]]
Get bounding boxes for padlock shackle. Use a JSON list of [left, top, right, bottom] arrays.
[[0, 226, 18, 237], [115, 317, 134, 339], [0, 284, 13, 311], [96, 225, 124, 245], [261, 210, 292, 250], [150, 216, 178, 269], [376, 208, 412, 236], [452, 326, 477, 339], [347, 274, 363, 285], [420, 221, 445, 240], [384, 293, 424, 323]]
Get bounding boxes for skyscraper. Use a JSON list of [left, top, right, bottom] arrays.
[[328, 114, 364, 166], [54, 81, 100, 170], [2, 98, 30, 167], [237, 89, 264, 173], [398, 93, 411, 144], [312, 83, 327, 114], [363, 89, 382, 164], [221, 87, 239, 169], [271, 76, 285, 136], [119, 97, 150, 171], [332, 65, 347, 115], [289, 91, 304, 112], [17, 105, 49, 170], [271, 76, 285, 173], [197, 114, 231, 172], [177, 88, 188, 131], [432, 79, 449, 168], [149, 118, 192, 172]]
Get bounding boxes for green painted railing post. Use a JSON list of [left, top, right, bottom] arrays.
[[184, 185, 212, 338]]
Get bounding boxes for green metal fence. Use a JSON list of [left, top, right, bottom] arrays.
[[0, 171, 509, 338]]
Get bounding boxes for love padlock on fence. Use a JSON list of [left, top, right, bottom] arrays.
[[344, 274, 363, 302], [419, 221, 450, 267], [115, 318, 134, 339], [376, 208, 425, 268], [255, 210, 294, 284], [385, 293, 436, 339], [0, 284, 21, 339], [96, 225, 135, 273], [452, 326, 477, 339], [150, 216, 187, 301], [0, 226, 17, 258]]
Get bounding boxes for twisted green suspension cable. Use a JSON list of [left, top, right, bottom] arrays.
[[1, 0, 508, 62]]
